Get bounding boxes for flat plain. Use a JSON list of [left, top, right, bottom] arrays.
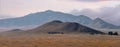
[[0, 32, 120, 47]]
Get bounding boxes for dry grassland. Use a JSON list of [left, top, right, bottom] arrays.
[[0, 34, 120, 47]]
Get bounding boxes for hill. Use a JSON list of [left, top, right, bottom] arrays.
[[28, 20, 104, 34]]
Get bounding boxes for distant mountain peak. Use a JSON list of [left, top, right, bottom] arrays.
[[44, 10, 54, 12], [94, 18, 104, 22], [95, 18, 102, 20], [92, 18, 108, 25]]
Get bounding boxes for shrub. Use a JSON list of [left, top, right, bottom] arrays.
[[114, 32, 118, 35], [108, 31, 113, 35]]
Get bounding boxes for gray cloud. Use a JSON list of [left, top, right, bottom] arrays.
[[71, 0, 120, 2], [76, 0, 105, 2], [70, 5, 120, 26]]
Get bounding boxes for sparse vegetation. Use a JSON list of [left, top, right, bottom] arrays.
[[108, 31, 119, 35], [48, 32, 64, 34], [108, 31, 113, 35]]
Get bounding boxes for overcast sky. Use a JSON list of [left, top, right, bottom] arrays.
[[0, 0, 120, 25]]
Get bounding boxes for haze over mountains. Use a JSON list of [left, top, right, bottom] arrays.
[[0, 10, 120, 29], [70, 5, 120, 26]]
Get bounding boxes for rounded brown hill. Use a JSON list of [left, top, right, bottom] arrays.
[[28, 20, 105, 34]]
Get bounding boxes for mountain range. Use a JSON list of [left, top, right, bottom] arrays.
[[0, 10, 120, 29]]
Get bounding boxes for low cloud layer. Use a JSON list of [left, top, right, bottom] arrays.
[[71, 5, 120, 26]]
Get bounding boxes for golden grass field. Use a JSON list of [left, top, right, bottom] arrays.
[[0, 33, 120, 47]]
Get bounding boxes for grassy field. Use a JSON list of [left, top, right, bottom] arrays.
[[0, 33, 120, 47]]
